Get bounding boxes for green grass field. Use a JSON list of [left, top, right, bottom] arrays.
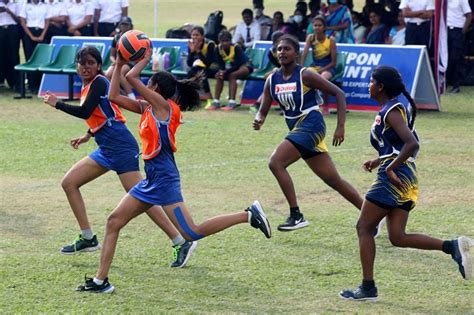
[[1, 1, 474, 313]]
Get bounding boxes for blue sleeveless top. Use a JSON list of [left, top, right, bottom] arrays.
[[370, 98, 419, 161], [269, 65, 323, 121]]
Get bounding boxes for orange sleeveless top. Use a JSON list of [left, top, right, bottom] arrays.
[[139, 99, 182, 160], [82, 75, 126, 133]]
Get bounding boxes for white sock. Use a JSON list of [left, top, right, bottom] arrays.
[[93, 277, 104, 285], [172, 235, 185, 246], [247, 210, 252, 223], [81, 229, 94, 240], [127, 93, 136, 100]]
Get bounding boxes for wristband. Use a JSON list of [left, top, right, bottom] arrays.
[[87, 129, 94, 137]]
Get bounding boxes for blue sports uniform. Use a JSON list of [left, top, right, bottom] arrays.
[[269, 65, 326, 159], [366, 98, 420, 211], [128, 101, 184, 206], [55, 75, 139, 174]]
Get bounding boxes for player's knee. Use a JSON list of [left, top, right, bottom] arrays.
[[61, 176, 76, 192], [356, 219, 372, 236], [106, 212, 126, 231], [173, 206, 205, 241], [268, 156, 281, 173], [388, 233, 406, 247]]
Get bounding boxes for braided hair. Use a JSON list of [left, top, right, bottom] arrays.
[[149, 71, 202, 111], [371, 66, 417, 129]]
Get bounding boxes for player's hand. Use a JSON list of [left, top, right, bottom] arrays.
[[253, 113, 265, 130], [385, 168, 405, 190], [332, 125, 345, 146], [363, 158, 380, 172], [70, 134, 91, 149], [43, 91, 58, 107], [115, 53, 127, 66]]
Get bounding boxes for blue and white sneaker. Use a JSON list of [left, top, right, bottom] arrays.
[[373, 217, 386, 238], [246, 200, 272, 239], [339, 285, 378, 301], [76, 276, 115, 294], [171, 241, 197, 268], [451, 236, 472, 280]]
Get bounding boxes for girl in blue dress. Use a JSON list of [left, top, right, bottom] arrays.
[[339, 66, 472, 301]]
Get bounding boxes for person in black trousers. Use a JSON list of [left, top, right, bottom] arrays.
[[0, 0, 21, 91]]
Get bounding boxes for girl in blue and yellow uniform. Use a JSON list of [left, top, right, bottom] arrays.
[[211, 30, 252, 110], [339, 66, 472, 301], [43, 47, 191, 267], [301, 16, 336, 81], [253, 34, 363, 232], [76, 50, 271, 294]]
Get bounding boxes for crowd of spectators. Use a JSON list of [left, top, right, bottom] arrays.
[[1, 0, 474, 95]]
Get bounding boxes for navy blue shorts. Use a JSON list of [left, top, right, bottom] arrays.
[[90, 121, 139, 174], [365, 158, 419, 211]]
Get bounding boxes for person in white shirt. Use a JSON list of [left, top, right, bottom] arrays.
[[18, 0, 52, 92], [446, 0, 472, 93], [93, 0, 128, 37], [399, 0, 434, 48], [0, 0, 20, 91], [46, 0, 68, 43], [66, 0, 94, 36], [232, 8, 261, 49]]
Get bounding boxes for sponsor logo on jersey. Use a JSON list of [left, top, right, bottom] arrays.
[[275, 83, 297, 94]]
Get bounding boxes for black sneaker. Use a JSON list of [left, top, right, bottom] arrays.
[[451, 236, 472, 280], [277, 214, 309, 231], [171, 241, 197, 268], [76, 276, 115, 294], [246, 200, 271, 239], [339, 285, 378, 301], [60, 234, 100, 254]]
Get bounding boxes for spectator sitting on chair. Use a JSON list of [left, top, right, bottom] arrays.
[[232, 8, 261, 49], [185, 25, 219, 109], [300, 16, 336, 116], [253, 3, 272, 40], [387, 9, 406, 45], [287, 8, 309, 42], [210, 30, 253, 111], [351, 10, 366, 43], [271, 11, 289, 35], [363, 8, 388, 44], [104, 16, 135, 99], [66, 0, 94, 37]]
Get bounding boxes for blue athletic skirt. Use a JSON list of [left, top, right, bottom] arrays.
[[365, 158, 419, 211], [285, 109, 328, 159], [129, 155, 184, 206], [89, 121, 140, 174]]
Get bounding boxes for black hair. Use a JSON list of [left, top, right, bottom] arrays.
[[271, 31, 285, 44], [313, 15, 326, 27], [278, 34, 300, 55], [296, 1, 308, 15], [371, 66, 417, 128], [242, 8, 253, 17], [191, 26, 205, 36], [75, 46, 104, 75], [149, 71, 202, 111], [218, 29, 232, 42]]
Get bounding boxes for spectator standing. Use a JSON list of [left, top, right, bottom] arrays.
[[446, 0, 472, 93], [232, 8, 261, 49], [387, 10, 406, 45], [93, 0, 128, 37], [66, 0, 94, 37], [253, 2, 272, 40], [363, 8, 388, 44], [211, 30, 252, 111], [45, 0, 68, 43], [18, 0, 51, 93], [399, 0, 434, 48], [351, 11, 366, 44], [322, 0, 355, 43], [0, 0, 20, 91]]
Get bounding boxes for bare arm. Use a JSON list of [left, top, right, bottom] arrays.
[[300, 34, 312, 65], [253, 77, 272, 130], [126, 51, 170, 120], [384, 108, 419, 189], [302, 68, 346, 146], [109, 55, 141, 114], [464, 13, 472, 34]]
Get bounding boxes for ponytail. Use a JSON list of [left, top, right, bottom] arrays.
[[176, 72, 204, 111], [402, 89, 417, 129]]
